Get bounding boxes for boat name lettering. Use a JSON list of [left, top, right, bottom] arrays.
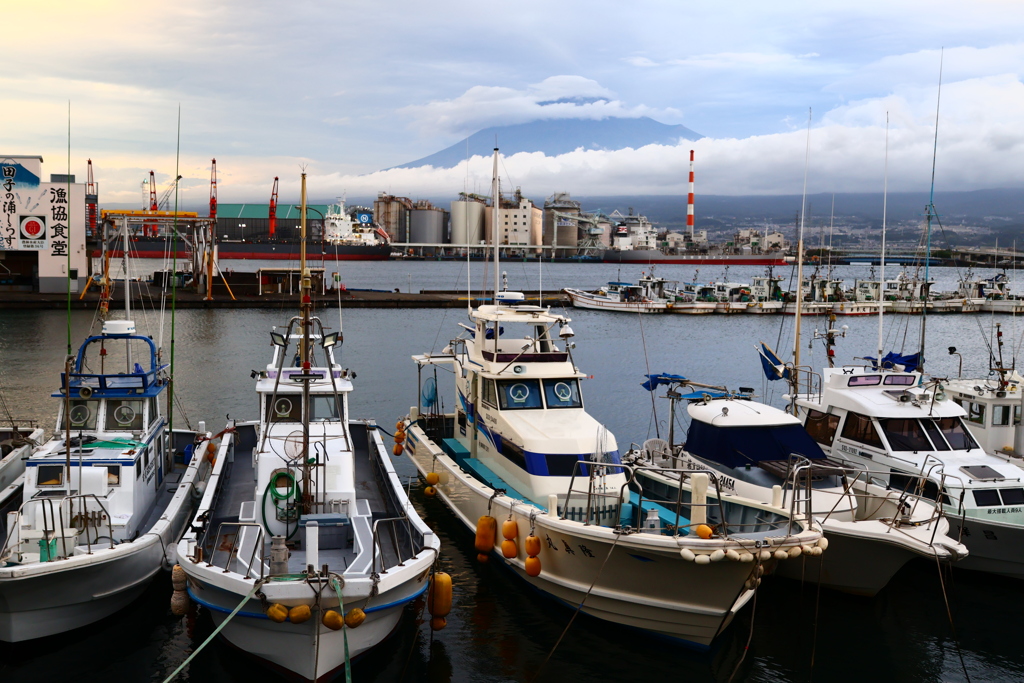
[[578, 544, 595, 558], [143, 459, 155, 483], [719, 476, 736, 492], [987, 507, 1022, 515], [546, 534, 557, 550], [484, 413, 497, 425], [562, 540, 575, 555]]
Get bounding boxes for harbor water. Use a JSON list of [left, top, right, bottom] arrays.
[[1, 261, 1022, 682]]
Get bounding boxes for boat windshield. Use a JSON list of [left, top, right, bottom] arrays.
[[63, 399, 98, 430], [105, 399, 145, 431], [310, 395, 343, 421], [497, 379, 543, 410], [543, 379, 582, 409], [878, 416, 979, 451]]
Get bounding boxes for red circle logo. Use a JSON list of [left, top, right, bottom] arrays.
[[23, 219, 42, 237]]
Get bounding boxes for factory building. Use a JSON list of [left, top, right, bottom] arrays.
[[374, 194, 413, 242], [0, 155, 87, 293], [543, 192, 582, 257], [483, 189, 540, 247]]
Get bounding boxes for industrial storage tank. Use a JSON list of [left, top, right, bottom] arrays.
[[450, 200, 484, 245], [410, 206, 446, 244]]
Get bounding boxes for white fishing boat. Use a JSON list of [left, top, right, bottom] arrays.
[[175, 174, 439, 682], [0, 319, 209, 641], [0, 424, 44, 516], [564, 275, 670, 313], [665, 281, 717, 314], [404, 149, 823, 649], [746, 274, 785, 314], [625, 375, 966, 596], [958, 273, 1024, 314]]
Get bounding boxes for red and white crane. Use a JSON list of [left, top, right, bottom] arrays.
[[687, 150, 695, 241]]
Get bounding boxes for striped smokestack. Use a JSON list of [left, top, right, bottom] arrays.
[[687, 150, 695, 238]]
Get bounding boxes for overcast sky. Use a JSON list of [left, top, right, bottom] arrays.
[[7, 1, 1024, 206]]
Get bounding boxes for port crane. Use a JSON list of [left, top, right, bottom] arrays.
[[269, 176, 279, 237]]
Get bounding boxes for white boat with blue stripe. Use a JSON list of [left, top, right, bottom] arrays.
[[0, 319, 210, 641]]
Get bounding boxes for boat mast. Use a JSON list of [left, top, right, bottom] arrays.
[[300, 172, 312, 514], [492, 148, 500, 297], [123, 216, 132, 370], [792, 108, 812, 412], [919, 49, 944, 374], [879, 113, 889, 361]]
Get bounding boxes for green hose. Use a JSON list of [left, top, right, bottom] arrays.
[[261, 471, 301, 540]]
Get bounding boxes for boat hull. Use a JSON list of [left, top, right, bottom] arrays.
[[950, 515, 1024, 578], [90, 238, 391, 261], [404, 426, 785, 648], [564, 289, 666, 313]]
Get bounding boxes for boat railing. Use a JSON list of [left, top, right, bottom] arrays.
[[790, 366, 822, 403], [628, 464, 738, 537], [207, 521, 266, 581], [63, 368, 160, 393], [560, 460, 735, 538], [0, 493, 115, 562], [370, 515, 419, 574]]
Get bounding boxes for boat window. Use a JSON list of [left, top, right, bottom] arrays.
[[65, 399, 98, 430], [966, 402, 986, 426], [848, 375, 881, 387], [1000, 488, 1024, 505], [310, 395, 342, 421], [685, 420, 826, 468], [148, 397, 159, 426], [1016, 405, 1022, 426], [883, 375, 916, 386], [105, 399, 145, 431], [840, 413, 884, 449], [804, 409, 840, 446], [481, 379, 498, 408], [547, 453, 585, 476], [543, 379, 582, 409], [993, 405, 1012, 426], [499, 437, 528, 471], [266, 395, 302, 422], [136, 458, 142, 479], [973, 489, 1002, 507], [36, 464, 65, 487], [878, 419, 932, 451], [497, 379, 543, 410], [936, 417, 978, 450], [920, 419, 951, 451], [101, 464, 120, 486]]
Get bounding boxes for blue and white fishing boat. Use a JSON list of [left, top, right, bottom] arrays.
[[175, 174, 439, 682], [404, 149, 823, 649], [0, 318, 209, 641]]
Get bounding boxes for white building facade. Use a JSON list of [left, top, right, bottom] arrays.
[[1, 156, 87, 293]]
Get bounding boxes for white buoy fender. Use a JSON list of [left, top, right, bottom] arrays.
[[725, 549, 741, 562], [759, 550, 772, 562], [694, 553, 711, 565], [680, 548, 696, 562], [788, 546, 802, 559], [709, 549, 725, 562], [738, 552, 754, 563], [817, 537, 829, 551], [811, 546, 823, 556], [800, 545, 814, 555], [774, 549, 788, 561]]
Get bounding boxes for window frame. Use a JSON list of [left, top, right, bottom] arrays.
[[839, 412, 885, 450]]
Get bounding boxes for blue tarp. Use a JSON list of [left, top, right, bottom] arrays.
[[758, 341, 790, 381], [641, 373, 688, 392], [864, 351, 921, 373], [685, 420, 825, 469]]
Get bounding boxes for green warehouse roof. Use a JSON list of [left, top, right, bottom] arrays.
[[216, 204, 332, 220]]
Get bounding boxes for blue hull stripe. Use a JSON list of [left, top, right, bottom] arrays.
[[187, 580, 428, 619]]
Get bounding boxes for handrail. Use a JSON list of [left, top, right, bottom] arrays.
[[208, 521, 265, 580], [0, 492, 116, 562], [370, 515, 421, 575]]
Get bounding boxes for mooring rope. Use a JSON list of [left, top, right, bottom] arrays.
[[162, 579, 263, 683]]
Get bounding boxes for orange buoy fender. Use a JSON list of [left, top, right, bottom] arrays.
[[424, 485, 437, 497], [501, 539, 518, 558], [425, 472, 440, 486], [395, 420, 404, 431], [392, 443, 403, 456], [345, 608, 366, 628], [289, 605, 312, 624], [525, 555, 542, 577], [267, 603, 288, 623], [501, 519, 518, 541], [394, 431, 406, 444], [322, 610, 344, 630], [695, 524, 714, 539], [524, 535, 541, 557], [427, 571, 452, 618], [475, 515, 497, 553], [430, 616, 447, 631]]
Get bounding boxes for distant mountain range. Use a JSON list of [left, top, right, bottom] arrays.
[[395, 116, 702, 169]]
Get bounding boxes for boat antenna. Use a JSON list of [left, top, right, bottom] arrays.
[[64, 100, 72, 485], [792, 107, 812, 413], [300, 171, 313, 514], [919, 48, 944, 374], [879, 112, 889, 362], [492, 148, 500, 298]]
